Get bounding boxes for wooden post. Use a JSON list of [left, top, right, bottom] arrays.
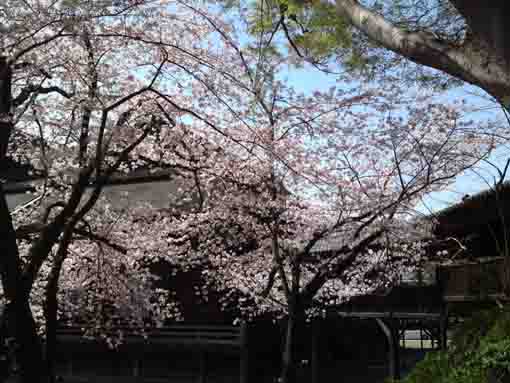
[[133, 358, 140, 378], [198, 349, 207, 383], [394, 321, 400, 380], [376, 318, 400, 381], [240, 321, 249, 383], [400, 327, 406, 370], [439, 307, 448, 350], [66, 357, 73, 378], [311, 321, 319, 383]]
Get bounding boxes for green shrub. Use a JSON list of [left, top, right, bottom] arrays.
[[397, 307, 510, 383]]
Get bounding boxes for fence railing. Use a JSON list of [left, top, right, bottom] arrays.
[[438, 257, 507, 301], [56, 323, 249, 383], [56, 324, 245, 346]]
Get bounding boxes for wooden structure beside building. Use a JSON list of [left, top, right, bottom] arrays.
[[54, 324, 249, 383], [438, 257, 507, 302], [432, 181, 510, 306], [331, 284, 447, 381]]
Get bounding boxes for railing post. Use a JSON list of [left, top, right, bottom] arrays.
[[240, 321, 249, 383], [376, 317, 400, 381], [66, 357, 73, 378], [133, 357, 140, 378], [198, 349, 207, 383], [439, 306, 448, 350], [311, 320, 319, 383]]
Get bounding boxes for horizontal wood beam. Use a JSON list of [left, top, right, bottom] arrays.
[[443, 293, 507, 302], [336, 311, 441, 319]]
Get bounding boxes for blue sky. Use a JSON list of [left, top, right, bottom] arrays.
[[282, 63, 509, 214], [218, 5, 509, 215], [416, 85, 509, 214]]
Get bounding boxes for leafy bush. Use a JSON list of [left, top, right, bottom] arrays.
[[396, 307, 510, 383]]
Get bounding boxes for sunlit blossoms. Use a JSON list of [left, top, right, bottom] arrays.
[[0, 1, 506, 382]]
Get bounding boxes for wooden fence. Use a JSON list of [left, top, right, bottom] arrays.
[[56, 324, 249, 383]]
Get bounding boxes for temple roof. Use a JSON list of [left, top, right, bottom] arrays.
[[432, 181, 510, 238]]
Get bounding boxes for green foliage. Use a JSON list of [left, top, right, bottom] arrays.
[[384, 352, 450, 383], [290, 2, 352, 51], [225, 0, 358, 67], [221, 0, 463, 90], [398, 307, 510, 383]]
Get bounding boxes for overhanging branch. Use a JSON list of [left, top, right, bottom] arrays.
[[12, 85, 73, 107]]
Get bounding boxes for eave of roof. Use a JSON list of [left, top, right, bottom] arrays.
[[431, 181, 510, 237]]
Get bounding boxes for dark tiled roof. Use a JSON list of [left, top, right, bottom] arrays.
[[432, 181, 510, 237]]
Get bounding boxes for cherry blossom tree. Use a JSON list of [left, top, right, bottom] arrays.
[[0, 1, 251, 381], [123, 6, 504, 381], [0, 2, 504, 383], [141, 97, 495, 381]]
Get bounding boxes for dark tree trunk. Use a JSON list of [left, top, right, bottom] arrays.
[[0, 58, 17, 298], [1, 56, 48, 383], [44, 228, 74, 383], [280, 297, 305, 383], [44, 273, 60, 383], [3, 300, 47, 383]]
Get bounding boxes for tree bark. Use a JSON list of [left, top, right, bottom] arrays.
[[450, 0, 510, 64], [281, 305, 296, 383], [1, 56, 48, 383], [333, 0, 510, 107], [3, 300, 47, 383], [44, 220, 80, 383], [44, 240, 71, 383], [280, 297, 305, 383], [0, 58, 18, 302]]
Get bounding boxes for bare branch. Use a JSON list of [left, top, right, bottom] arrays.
[[12, 85, 73, 107]]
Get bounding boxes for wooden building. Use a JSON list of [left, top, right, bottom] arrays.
[[432, 181, 510, 307]]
